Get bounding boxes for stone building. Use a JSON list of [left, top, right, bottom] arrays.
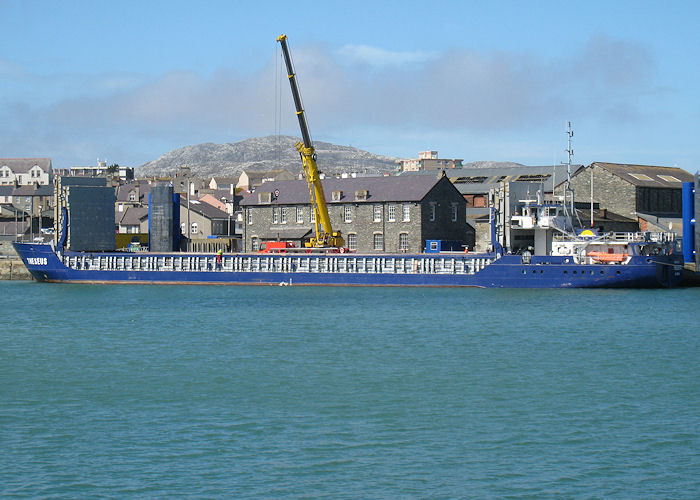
[[240, 174, 472, 253], [568, 162, 694, 222]]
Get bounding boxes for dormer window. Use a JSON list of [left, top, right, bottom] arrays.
[[331, 190, 343, 202], [355, 190, 368, 201], [258, 192, 272, 204]]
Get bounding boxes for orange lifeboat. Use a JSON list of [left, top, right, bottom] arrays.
[[588, 251, 628, 263]]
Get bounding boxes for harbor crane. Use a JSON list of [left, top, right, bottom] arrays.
[[276, 34, 344, 248]]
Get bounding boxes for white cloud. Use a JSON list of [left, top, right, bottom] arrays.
[[337, 45, 437, 67], [0, 35, 663, 167]]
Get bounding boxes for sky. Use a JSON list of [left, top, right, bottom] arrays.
[[1, 0, 699, 172]]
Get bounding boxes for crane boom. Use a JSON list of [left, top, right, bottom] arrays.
[[276, 34, 343, 248]]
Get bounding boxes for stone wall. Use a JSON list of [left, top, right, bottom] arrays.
[[0, 259, 31, 280], [569, 165, 637, 218]]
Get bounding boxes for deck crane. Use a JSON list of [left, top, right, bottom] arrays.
[[276, 34, 344, 249]]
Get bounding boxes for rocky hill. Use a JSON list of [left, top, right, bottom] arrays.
[[138, 135, 400, 178]]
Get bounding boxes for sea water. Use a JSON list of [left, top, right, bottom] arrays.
[[1, 281, 698, 498]]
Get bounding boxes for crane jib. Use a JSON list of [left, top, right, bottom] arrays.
[[276, 34, 344, 249]]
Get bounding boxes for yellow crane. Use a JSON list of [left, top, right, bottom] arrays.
[[276, 34, 344, 248]]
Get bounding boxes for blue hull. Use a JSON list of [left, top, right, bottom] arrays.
[[13, 243, 684, 288]]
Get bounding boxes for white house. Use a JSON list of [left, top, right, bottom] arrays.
[[0, 158, 52, 186]]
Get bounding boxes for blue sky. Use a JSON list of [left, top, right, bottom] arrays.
[[1, 0, 698, 172]]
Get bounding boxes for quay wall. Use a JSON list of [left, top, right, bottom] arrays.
[[0, 240, 31, 280]]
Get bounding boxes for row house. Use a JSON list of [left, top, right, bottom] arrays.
[[240, 173, 473, 253], [0, 158, 52, 186]]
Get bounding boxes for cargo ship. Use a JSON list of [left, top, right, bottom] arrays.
[[12, 232, 683, 288]]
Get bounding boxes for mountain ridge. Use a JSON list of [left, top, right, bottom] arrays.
[[137, 135, 525, 178]]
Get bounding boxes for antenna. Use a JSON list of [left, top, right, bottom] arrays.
[[561, 121, 581, 232]]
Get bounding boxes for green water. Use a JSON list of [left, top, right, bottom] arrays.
[[1, 282, 698, 497]]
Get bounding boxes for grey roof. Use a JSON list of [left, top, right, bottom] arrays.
[[115, 181, 151, 202], [589, 162, 693, 188], [240, 175, 446, 206], [117, 206, 149, 226], [12, 185, 53, 196], [0, 158, 52, 173], [402, 164, 582, 192], [0, 186, 13, 196], [211, 176, 238, 186], [180, 198, 230, 219], [637, 212, 684, 228]]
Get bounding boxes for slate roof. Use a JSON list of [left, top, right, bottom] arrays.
[[117, 206, 149, 226], [0, 158, 52, 173], [180, 199, 230, 219], [115, 181, 151, 202], [402, 164, 582, 192], [240, 175, 445, 206], [0, 186, 13, 196], [590, 162, 693, 188], [12, 185, 53, 196], [211, 176, 238, 186]]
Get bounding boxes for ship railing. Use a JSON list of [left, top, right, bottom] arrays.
[[61, 252, 498, 276]]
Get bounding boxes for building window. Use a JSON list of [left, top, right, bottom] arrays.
[[273, 207, 279, 224], [373, 233, 384, 251], [347, 233, 357, 251], [429, 202, 437, 222], [247, 209, 252, 225], [252, 237, 260, 251], [388, 204, 396, 222], [296, 207, 303, 223], [310, 208, 316, 222], [181, 222, 186, 233], [451, 202, 458, 222], [281, 207, 287, 224], [399, 233, 409, 252], [343, 205, 352, 223], [373, 205, 382, 222], [129, 192, 136, 202], [191, 222, 198, 235], [402, 204, 410, 222]]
